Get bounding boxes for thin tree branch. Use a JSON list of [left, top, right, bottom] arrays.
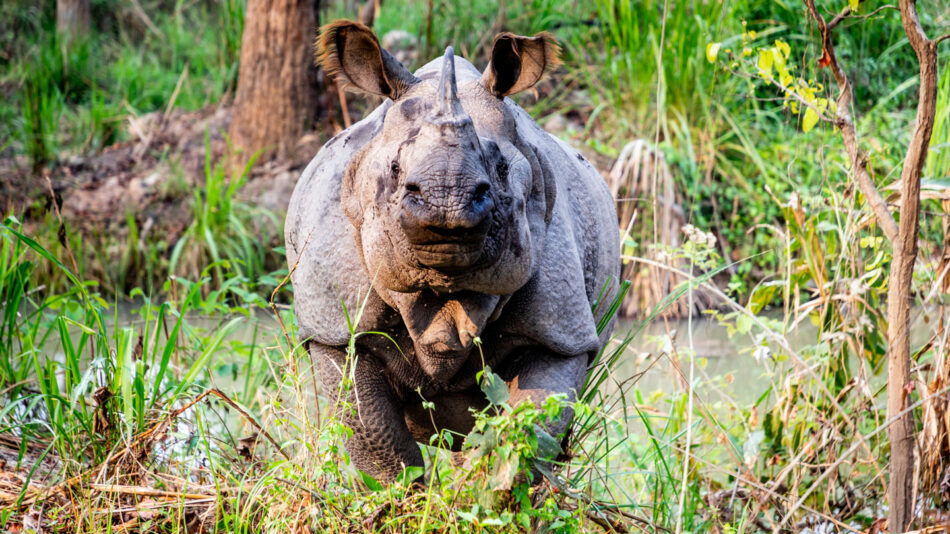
[[826, 5, 851, 30], [936, 33, 950, 46], [803, 0, 899, 242], [827, 4, 898, 30]]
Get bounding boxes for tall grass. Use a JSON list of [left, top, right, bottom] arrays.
[[168, 136, 277, 292], [0, 218, 650, 532], [2, 0, 246, 167], [0, 217, 243, 463], [927, 55, 950, 181]]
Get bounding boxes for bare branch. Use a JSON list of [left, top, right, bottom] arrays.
[[826, 6, 851, 30], [936, 33, 950, 46], [858, 4, 898, 19], [802, 0, 899, 242], [828, 4, 898, 29]]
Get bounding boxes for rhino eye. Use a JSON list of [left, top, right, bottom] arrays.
[[495, 160, 509, 178], [390, 160, 400, 179]]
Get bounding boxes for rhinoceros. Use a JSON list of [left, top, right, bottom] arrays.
[[284, 20, 620, 482]]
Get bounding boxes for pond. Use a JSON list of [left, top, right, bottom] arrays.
[[80, 309, 810, 405], [56, 303, 937, 419]]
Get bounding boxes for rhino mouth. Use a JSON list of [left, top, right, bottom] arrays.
[[404, 221, 492, 270], [411, 243, 485, 271]]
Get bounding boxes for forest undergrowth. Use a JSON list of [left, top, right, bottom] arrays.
[[2, 0, 950, 532]]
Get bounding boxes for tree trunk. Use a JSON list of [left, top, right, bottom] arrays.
[[886, 3, 940, 531], [57, 0, 90, 41], [800, 1, 941, 528], [229, 0, 320, 161]]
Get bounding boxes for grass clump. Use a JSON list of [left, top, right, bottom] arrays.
[[1, 0, 244, 167], [0, 219, 652, 532], [168, 138, 277, 293]]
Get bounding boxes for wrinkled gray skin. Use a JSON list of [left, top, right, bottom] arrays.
[[286, 26, 619, 483]]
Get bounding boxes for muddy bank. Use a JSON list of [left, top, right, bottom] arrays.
[[1, 103, 334, 291], [3, 104, 325, 239]]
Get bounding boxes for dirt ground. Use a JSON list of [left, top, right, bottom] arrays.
[[1, 103, 326, 253]]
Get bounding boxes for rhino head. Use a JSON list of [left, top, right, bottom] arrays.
[[318, 22, 561, 379], [320, 21, 560, 296]]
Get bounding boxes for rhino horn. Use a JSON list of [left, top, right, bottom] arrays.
[[436, 46, 466, 119]]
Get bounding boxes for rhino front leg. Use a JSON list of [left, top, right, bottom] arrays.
[[310, 343, 424, 483], [503, 350, 588, 442]]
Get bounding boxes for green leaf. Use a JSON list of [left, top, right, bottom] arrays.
[[395, 465, 424, 486], [705, 42, 721, 63], [802, 106, 819, 133], [736, 313, 754, 335], [490, 446, 519, 491], [465, 431, 486, 450], [358, 470, 384, 492], [749, 284, 780, 314], [771, 47, 787, 77], [480, 366, 509, 405], [536, 428, 562, 459], [774, 39, 791, 59], [457, 510, 478, 522]]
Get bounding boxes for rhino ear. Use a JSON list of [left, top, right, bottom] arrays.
[[481, 32, 560, 98], [317, 20, 419, 99]]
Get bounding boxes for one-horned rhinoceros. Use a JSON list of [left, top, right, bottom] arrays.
[[284, 20, 621, 482]]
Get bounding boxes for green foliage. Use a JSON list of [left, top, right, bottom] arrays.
[[3, 0, 950, 531], [0, 217, 633, 531], [928, 56, 950, 181], [1, 0, 246, 166], [168, 135, 276, 292], [0, 217, 254, 464], [16, 30, 93, 167]]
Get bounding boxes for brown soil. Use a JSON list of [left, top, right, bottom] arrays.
[[1, 104, 328, 271]]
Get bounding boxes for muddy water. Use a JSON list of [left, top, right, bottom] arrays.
[[611, 309, 937, 408], [606, 316, 790, 407], [99, 306, 937, 409], [127, 312, 810, 406]]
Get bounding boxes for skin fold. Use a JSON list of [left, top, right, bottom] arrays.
[[285, 21, 620, 482]]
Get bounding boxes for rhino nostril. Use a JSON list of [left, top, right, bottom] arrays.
[[474, 182, 491, 200]]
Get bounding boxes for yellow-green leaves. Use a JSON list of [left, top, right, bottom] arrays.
[[757, 39, 793, 82], [709, 30, 832, 135], [800, 95, 831, 132], [757, 49, 773, 78], [802, 107, 819, 132], [706, 42, 722, 63], [774, 39, 791, 58]]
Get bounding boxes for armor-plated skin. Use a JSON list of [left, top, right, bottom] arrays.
[[285, 21, 620, 482]]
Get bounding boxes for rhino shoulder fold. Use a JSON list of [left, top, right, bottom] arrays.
[[499, 115, 621, 357], [285, 106, 391, 346]]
